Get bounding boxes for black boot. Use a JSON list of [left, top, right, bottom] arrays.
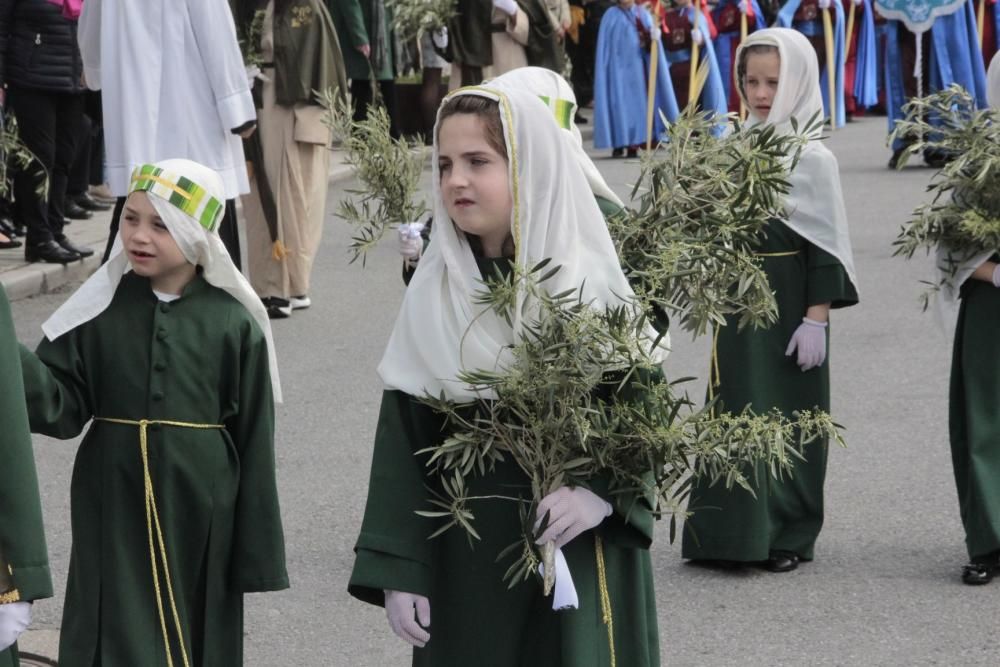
[[26, 240, 80, 264], [57, 236, 95, 258]]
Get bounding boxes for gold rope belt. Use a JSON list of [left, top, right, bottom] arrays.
[[594, 534, 616, 667], [708, 250, 801, 405], [95, 417, 224, 667]]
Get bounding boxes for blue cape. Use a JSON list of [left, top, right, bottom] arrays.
[[593, 5, 680, 149], [884, 2, 988, 150], [853, 0, 880, 107], [712, 0, 767, 108], [777, 0, 848, 127]]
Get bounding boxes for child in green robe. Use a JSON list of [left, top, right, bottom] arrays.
[[680, 28, 859, 573], [946, 52, 1000, 586], [18, 159, 288, 666], [0, 284, 53, 667], [350, 82, 666, 666]]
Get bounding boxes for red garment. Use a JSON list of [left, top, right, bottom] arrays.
[[982, 0, 997, 67], [841, 0, 862, 115]]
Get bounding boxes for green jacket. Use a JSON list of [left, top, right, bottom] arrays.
[[0, 285, 53, 667], [329, 0, 395, 80], [273, 0, 349, 105]]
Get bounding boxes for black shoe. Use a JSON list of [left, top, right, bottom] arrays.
[[57, 236, 95, 258], [765, 551, 799, 573], [626, 147, 639, 158], [0, 233, 21, 249], [64, 201, 93, 220], [25, 240, 80, 264], [262, 296, 292, 319], [923, 148, 954, 169], [73, 192, 113, 212], [611, 148, 624, 158], [0, 216, 18, 238], [962, 563, 995, 585], [574, 112, 588, 125], [888, 148, 906, 170]]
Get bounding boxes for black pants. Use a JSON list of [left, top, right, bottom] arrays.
[[68, 91, 105, 195], [104, 197, 242, 270], [8, 87, 84, 246]]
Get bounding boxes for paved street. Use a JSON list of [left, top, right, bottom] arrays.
[[10, 115, 998, 666]]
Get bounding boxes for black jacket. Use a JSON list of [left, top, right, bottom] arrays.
[[0, 0, 82, 93]]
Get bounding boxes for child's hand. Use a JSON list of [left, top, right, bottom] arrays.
[[818, 0, 832, 9], [384, 590, 431, 648], [534, 487, 613, 549], [691, 28, 704, 45], [0, 601, 31, 651], [785, 318, 827, 371], [398, 222, 425, 262], [738, 0, 750, 13]]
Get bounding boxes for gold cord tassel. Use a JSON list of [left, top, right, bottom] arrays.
[[595, 535, 616, 667], [271, 239, 289, 261]]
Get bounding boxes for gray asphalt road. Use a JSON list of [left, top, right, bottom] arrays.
[[11, 115, 996, 666]]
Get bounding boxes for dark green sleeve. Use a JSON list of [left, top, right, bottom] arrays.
[[806, 243, 858, 309], [587, 367, 663, 550], [228, 317, 289, 593], [20, 333, 93, 440], [0, 288, 52, 602], [348, 391, 443, 607], [329, 0, 369, 49]]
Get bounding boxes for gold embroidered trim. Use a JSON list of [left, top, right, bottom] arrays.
[[0, 589, 20, 605], [95, 418, 224, 667], [595, 535, 616, 667]]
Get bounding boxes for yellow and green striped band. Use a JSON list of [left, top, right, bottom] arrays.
[[129, 164, 224, 233], [537, 95, 576, 130]]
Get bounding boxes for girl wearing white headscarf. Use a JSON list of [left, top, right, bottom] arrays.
[[681, 28, 859, 574], [942, 51, 1000, 586], [17, 159, 288, 665], [350, 82, 664, 666]]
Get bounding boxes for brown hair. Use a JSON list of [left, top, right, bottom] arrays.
[[436, 94, 508, 159], [736, 44, 780, 103]]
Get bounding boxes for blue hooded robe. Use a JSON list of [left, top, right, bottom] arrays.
[[712, 0, 767, 110], [883, 1, 988, 151], [852, 0, 880, 107], [594, 4, 681, 149], [777, 0, 848, 127]]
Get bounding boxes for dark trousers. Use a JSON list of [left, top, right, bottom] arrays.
[[68, 91, 104, 195], [104, 197, 242, 270], [8, 86, 84, 246], [350, 78, 400, 138]]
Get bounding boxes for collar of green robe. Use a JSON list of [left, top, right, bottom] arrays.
[[129, 164, 225, 233]]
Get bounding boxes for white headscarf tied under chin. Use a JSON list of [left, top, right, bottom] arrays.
[[377, 83, 666, 401], [41, 159, 282, 403], [487, 66, 624, 208], [736, 28, 859, 295]]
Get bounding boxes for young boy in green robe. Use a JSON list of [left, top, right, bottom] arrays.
[[946, 52, 1000, 586], [350, 82, 666, 666], [681, 28, 859, 573], [0, 284, 53, 667], [18, 159, 288, 666]]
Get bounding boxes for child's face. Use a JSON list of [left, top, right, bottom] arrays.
[[119, 192, 196, 294], [437, 113, 513, 254], [744, 51, 781, 120]]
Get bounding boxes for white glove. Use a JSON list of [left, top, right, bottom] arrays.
[[245, 64, 261, 88], [398, 222, 425, 262], [651, 25, 661, 41], [534, 486, 613, 549], [738, 0, 750, 13], [691, 27, 704, 45], [992, 264, 1000, 288], [0, 602, 31, 652], [818, 0, 832, 9], [384, 590, 431, 648], [493, 0, 519, 16], [431, 27, 449, 50], [784, 317, 828, 372]]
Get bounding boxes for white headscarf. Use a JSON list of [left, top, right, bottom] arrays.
[[378, 83, 666, 400], [42, 159, 282, 403], [736, 28, 859, 294], [933, 51, 1000, 335], [487, 67, 624, 208]]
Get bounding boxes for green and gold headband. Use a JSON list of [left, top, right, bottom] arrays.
[[129, 164, 224, 233], [536, 95, 576, 130]]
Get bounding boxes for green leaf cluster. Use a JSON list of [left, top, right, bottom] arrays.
[[610, 108, 819, 337], [418, 262, 843, 588], [890, 85, 1000, 307], [317, 87, 429, 265], [388, 0, 458, 41]]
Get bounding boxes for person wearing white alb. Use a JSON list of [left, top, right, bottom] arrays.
[[78, 0, 257, 268]]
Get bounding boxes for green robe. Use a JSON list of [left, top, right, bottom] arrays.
[[272, 0, 349, 106], [681, 220, 858, 562], [448, 0, 495, 67], [19, 273, 288, 667], [329, 0, 395, 81], [949, 266, 1000, 561], [0, 285, 53, 667], [350, 257, 661, 667]]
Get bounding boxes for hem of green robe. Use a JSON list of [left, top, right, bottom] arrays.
[[237, 573, 290, 593], [11, 564, 53, 602]]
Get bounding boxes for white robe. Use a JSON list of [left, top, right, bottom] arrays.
[[78, 0, 255, 199]]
